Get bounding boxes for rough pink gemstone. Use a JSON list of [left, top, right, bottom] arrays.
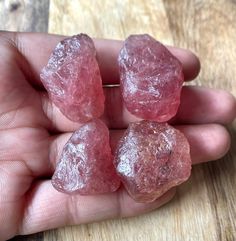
[[52, 119, 120, 194], [118, 34, 184, 122], [40, 34, 105, 122], [114, 121, 191, 203]]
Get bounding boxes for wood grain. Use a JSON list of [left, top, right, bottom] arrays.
[[0, 0, 49, 32], [1, 0, 236, 240], [163, 0, 236, 90], [48, 0, 173, 43]]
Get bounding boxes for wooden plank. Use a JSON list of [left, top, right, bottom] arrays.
[[46, 0, 236, 241], [0, 0, 49, 32], [163, 0, 236, 91], [48, 0, 173, 44]]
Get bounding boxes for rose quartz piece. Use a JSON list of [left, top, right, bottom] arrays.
[[118, 34, 184, 122], [40, 34, 105, 122], [52, 119, 120, 194], [114, 121, 191, 203]]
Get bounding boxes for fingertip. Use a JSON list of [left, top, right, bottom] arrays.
[[171, 87, 236, 125], [168, 47, 201, 81], [204, 89, 236, 124], [179, 124, 231, 164], [217, 91, 236, 124], [210, 124, 231, 160], [184, 49, 201, 81]]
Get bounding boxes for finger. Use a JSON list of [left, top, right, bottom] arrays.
[[177, 124, 231, 164], [104, 86, 236, 128], [170, 86, 236, 125], [3, 32, 200, 87], [166, 46, 200, 81], [95, 40, 200, 84], [109, 124, 231, 165], [19, 180, 175, 235], [41, 86, 236, 132], [50, 123, 230, 173]]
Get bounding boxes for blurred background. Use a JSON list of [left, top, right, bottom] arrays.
[[0, 0, 236, 241]]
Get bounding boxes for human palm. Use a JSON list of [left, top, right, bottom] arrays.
[[0, 32, 235, 241]]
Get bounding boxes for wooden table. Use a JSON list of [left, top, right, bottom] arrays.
[[1, 0, 236, 240]]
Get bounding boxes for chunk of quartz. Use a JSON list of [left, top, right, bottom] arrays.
[[40, 34, 105, 122], [114, 120, 191, 203], [52, 119, 120, 194], [118, 34, 184, 122]]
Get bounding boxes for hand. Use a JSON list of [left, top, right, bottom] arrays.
[[0, 32, 235, 241]]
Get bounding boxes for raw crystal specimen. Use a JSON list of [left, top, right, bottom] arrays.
[[114, 121, 191, 203], [118, 34, 184, 122], [52, 119, 120, 194], [40, 34, 105, 122]]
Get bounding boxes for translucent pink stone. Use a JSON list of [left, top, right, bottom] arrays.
[[118, 34, 184, 122], [40, 34, 105, 122], [52, 119, 120, 194], [114, 121, 191, 203]]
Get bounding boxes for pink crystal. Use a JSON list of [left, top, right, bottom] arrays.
[[40, 34, 105, 122], [52, 119, 120, 194], [114, 121, 191, 203], [118, 34, 184, 122]]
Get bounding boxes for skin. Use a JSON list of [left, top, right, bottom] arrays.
[[0, 31, 235, 240]]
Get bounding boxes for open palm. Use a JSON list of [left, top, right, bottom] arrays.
[[0, 32, 235, 241]]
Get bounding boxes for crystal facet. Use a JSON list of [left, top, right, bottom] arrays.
[[52, 119, 120, 194], [40, 34, 105, 122], [114, 120, 191, 203], [118, 34, 184, 122]]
